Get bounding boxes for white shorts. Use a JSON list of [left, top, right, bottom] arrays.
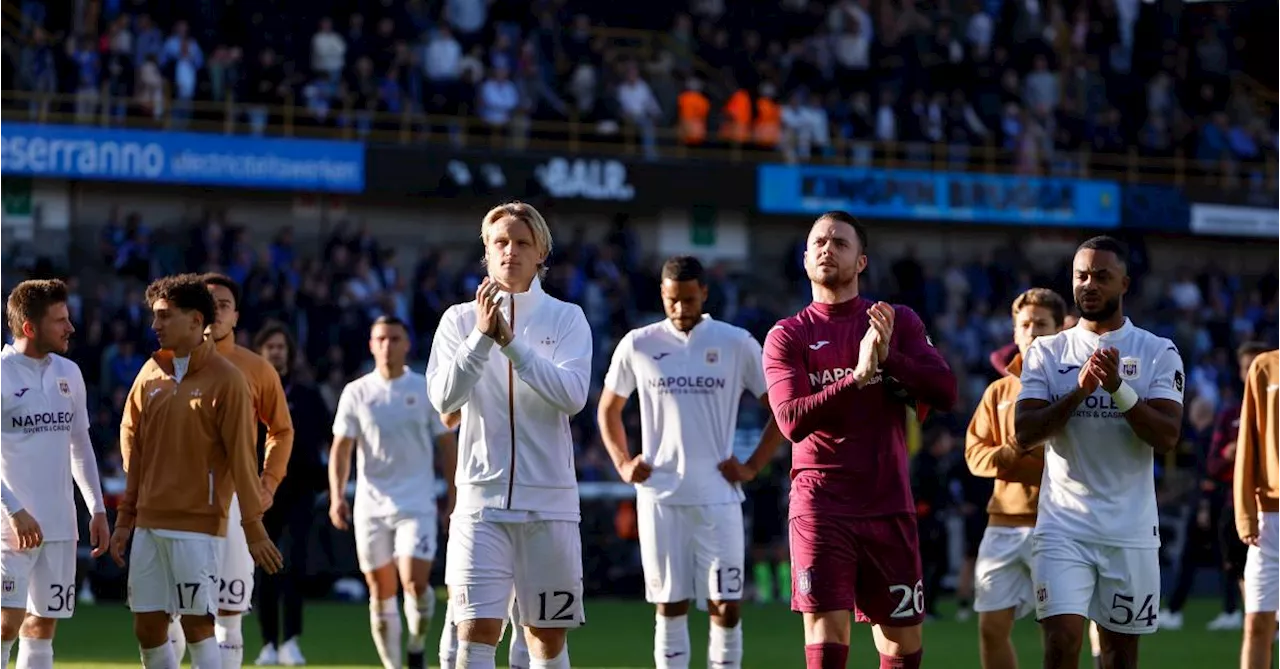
[[218, 495, 255, 612], [445, 517, 584, 629], [974, 526, 1035, 618], [1032, 533, 1160, 635], [638, 500, 745, 605], [1244, 511, 1279, 614], [355, 510, 438, 572], [0, 541, 77, 618], [127, 529, 222, 616]]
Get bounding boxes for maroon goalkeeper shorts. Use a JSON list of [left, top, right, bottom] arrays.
[[789, 513, 926, 626]]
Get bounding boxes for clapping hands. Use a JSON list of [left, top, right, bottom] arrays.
[[855, 302, 895, 384], [475, 277, 514, 347], [1078, 346, 1121, 394]]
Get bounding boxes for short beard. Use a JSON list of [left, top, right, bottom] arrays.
[[1076, 296, 1121, 323], [808, 267, 856, 289]]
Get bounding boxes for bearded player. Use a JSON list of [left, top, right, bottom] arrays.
[[762, 211, 957, 669], [1, 279, 110, 669], [1015, 236, 1184, 669]]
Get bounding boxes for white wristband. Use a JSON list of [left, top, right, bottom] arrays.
[[1110, 381, 1139, 413]]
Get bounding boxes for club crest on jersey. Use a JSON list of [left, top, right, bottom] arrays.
[[705, 348, 720, 365], [404, 393, 418, 407], [56, 377, 71, 397], [1174, 370, 1184, 393], [1120, 357, 1140, 380], [797, 568, 813, 595], [2, 578, 13, 593]]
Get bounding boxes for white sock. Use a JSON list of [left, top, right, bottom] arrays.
[[528, 647, 569, 669], [439, 599, 458, 669], [2, 639, 14, 667], [708, 622, 743, 669], [215, 614, 244, 669], [370, 596, 403, 669], [457, 640, 496, 669], [15, 637, 52, 669], [188, 636, 221, 669], [404, 590, 434, 653], [655, 614, 690, 669], [168, 617, 187, 662], [141, 642, 178, 669], [507, 624, 529, 669]]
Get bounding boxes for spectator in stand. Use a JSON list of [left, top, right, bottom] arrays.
[[311, 17, 347, 82], [616, 62, 662, 159]]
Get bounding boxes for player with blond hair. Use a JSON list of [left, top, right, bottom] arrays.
[[427, 202, 592, 669]]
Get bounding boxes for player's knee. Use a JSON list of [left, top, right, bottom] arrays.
[[707, 600, 741, 628], [656, 601, 691, 618], [978, 612, 1013, 644], [874, 623, 922, 655], [18, 615, 55, 639], [457, 618, 504, 646], [1243, 613, 1278, 642], [133, 612, 171, 647], [403, 577, 430, 599], [525, 626, 567, 658], [180, 614, 216, 642], [1, 611, 24, 640], [1042, 620, 1084, 655]]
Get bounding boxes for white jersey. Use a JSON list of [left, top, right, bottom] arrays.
[[604, 316, 768, 506], [1018, 319, 1184, 548], [0, 345, 105, 543], [333, 368, 448, 518]]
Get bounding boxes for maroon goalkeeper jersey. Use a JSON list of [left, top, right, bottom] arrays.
[[763, 296, 957, 518]]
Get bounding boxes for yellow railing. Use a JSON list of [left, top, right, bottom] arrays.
[[2, 89, 1275, 193]]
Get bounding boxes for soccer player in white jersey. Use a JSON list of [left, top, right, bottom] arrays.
[[427, 201, 591, 669], [1014, 236, 1185, 669], [329, 315, 458, 669], [597, 256, 785, 669], [0, 279, 110, 669]]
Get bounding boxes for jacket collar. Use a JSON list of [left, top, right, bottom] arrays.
[[213, 333, 237, 354], [500, 276, 546, 321], [152, 338, 217, 377], [1005, 352, 1023, 378]]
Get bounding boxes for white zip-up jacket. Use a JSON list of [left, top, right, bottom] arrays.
[[426, 277, 592, 520]]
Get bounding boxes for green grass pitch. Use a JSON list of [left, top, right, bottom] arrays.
[[48, 594, 1239, 668]]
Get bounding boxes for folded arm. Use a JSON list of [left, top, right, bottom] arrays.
[[763, 325, 863, 442], [426, 306, 491, 415], [1122, 399, 1183, 455], [500, 306, 593, 416], [0, 481, 24, 517]]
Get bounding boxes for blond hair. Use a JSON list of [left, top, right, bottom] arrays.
[[481, 201, 554, 279], [1011, 287, 1067, 327]]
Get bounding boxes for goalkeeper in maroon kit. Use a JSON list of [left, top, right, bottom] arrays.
[[763, 211, 957, 669]]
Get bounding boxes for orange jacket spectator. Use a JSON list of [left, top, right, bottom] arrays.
[[678, 85, 710, 145], [754, 94, 782, 147], [719, 89, 752, 144]]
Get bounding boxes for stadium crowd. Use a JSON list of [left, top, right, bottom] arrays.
[[1, 203, 1269, 619], [2, 0, 1276, 176]]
